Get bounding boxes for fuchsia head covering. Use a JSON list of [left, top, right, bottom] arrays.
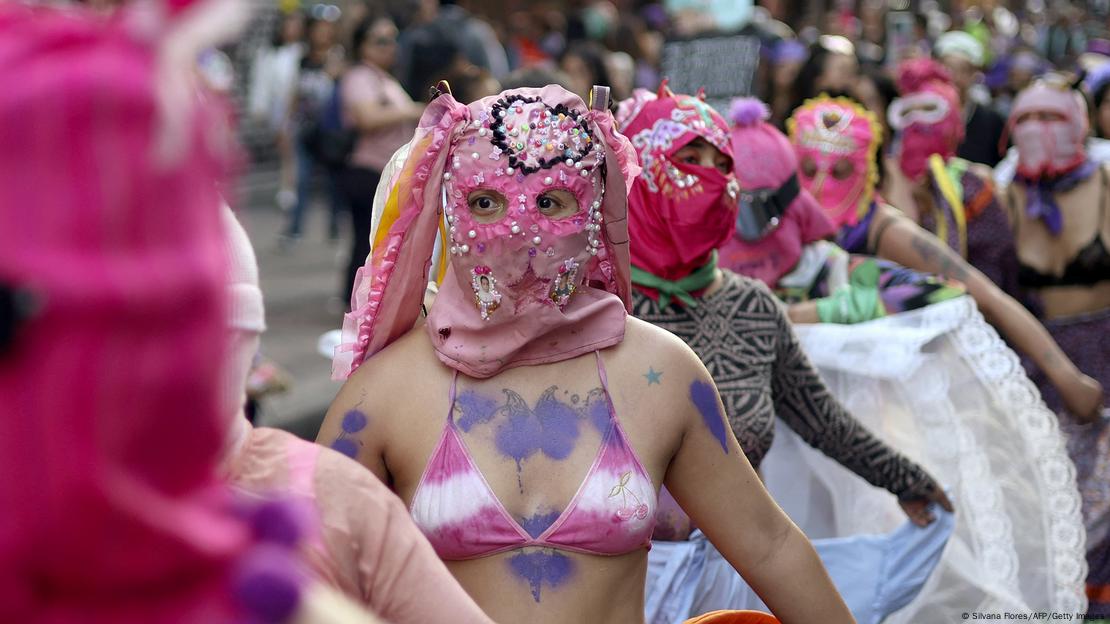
[[0, 3, 312, 622], [718, 98, 836, 287], [335, 84, 639, 380], [889, 58, 965, 181], [620, 83, 739, 284], [1007, 78, 1090, 179], [789, 95, 883, 230]]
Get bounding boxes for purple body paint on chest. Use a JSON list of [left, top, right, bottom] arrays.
[[455, 390, 499, 432], [494, 387, 581, 465], [519, 510, 561, 538], [690, 380, 729, 454], [507, 550, 575, 602]]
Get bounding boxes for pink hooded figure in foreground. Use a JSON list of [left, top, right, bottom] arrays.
[[0, 3, 361, 622]]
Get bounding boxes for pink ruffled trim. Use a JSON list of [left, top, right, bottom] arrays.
[[333, 100, 470, 379]]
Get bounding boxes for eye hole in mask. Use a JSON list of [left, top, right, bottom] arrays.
[[673, 138, 732, 174], [467, 189, 509, 223], [831, 158, 856, 180], [800, 155, 818, 179], [536, 189, 580, 219], [888, 92, 951, 130], [1014, 110, 1068, 124]]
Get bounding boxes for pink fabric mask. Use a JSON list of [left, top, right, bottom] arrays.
[[620, 87, 739, 281], [719, 98, 836, 287], [0, 2, 292, 621], [335, 85, 640, 380], [890, 59, 964, 181], [1007, 80, 1090, 179], [789, 96, 882, 230]]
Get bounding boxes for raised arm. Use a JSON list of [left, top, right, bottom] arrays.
[[662, 349, 856, 624], [765, 283, 950, 524], [870, 203, 1103, 420]]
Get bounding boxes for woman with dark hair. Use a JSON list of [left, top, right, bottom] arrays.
[[998, 79, 1110, 616], [787, 35, 858, 119], [559, 41, 613, 100], [339, 15, 424, 302]]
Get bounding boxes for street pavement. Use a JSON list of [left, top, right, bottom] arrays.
[[236, 164, 347, 440]]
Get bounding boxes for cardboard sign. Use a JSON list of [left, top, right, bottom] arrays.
[[661, 34, 761, 112]]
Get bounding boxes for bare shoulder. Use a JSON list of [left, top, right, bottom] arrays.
[[606, 317, 715, 405], [320, 324, 451, 465], [617, 315, 705, 370]]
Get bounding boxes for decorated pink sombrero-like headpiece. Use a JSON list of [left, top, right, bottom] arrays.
[[335, 83, 639, 380], [788, 95, 882, 230]]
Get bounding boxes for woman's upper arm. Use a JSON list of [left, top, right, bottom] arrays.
[[317, 370, 390, 484], [661, 353, 795, 575]]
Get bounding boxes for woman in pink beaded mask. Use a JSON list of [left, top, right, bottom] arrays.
[[319, 83, 854, 624]]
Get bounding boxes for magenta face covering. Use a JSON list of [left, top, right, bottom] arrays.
[[335, 85, 640, 380], [619, 86, 739, 283]]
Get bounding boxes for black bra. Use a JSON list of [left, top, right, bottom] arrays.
[[1017, 236, 1110, 288], [1012, 167, 1110, 289]]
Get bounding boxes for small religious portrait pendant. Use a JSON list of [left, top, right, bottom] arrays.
[[471, 265, 502, 320], [549, 258, 579, 309]]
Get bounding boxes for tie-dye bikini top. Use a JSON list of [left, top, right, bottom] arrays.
[[410, 352, 658, 560]]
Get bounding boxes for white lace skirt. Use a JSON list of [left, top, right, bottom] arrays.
[[761, 296, 1088, 620]]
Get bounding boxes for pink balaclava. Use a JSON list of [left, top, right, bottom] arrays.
[[0, 2, 314, 622], [718, 98, 837, 288], [889, 58, 965, 181], [620, 83, 739, 286], [1007, 79, 1090, 179], [335, 84, 639, 380], [789, 95, 883, 230]]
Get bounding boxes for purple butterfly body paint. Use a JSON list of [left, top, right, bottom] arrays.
[[584, 389, 612, 435], [507, 550, 575, 602], [690, 380, 729, 454], [494, 387, 582, 464], [456, 390, 499, 432]]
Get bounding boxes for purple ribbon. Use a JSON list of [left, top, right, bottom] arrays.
[[1017, 160, 1096, 236]]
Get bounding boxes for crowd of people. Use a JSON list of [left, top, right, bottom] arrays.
[[4, 0, 1110, 622]]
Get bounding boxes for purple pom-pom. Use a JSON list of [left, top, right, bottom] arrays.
[[728, 97, 770, 127], [249, 499, 310, 548], [233, 546, 305, 623]]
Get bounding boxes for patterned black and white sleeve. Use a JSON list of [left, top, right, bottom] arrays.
[[762, 285, 937, 499]]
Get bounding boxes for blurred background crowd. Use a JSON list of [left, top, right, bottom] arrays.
[[216, 0, 1110, 433]]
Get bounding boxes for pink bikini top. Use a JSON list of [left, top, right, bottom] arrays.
[[410, 352, 657, 560]]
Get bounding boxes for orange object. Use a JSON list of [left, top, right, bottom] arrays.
[[683, 610, 781, 624]]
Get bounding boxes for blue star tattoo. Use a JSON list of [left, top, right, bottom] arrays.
[[644, 367, 663, 385]]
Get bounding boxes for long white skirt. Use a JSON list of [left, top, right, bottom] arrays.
[[761, 296, 1087, 620]]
